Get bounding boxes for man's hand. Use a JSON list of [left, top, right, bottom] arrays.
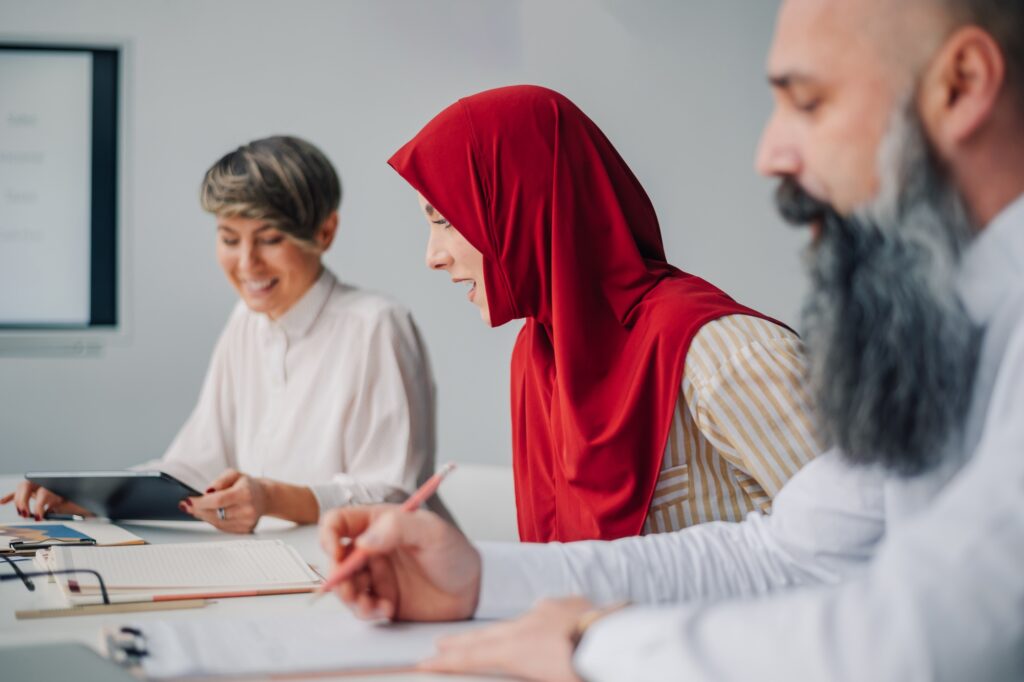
[[318, 504, 481, 622], [419, 596, 592, 681], [184, 468, 268, 533], [1, 481, 91, 520]]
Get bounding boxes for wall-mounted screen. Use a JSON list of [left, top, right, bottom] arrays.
[[0, 43, 118, 330]]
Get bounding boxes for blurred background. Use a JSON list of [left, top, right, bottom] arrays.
[[0, 0, 801, 474]]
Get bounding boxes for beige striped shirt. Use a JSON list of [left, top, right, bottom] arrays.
[[643, 314, 821, 533]]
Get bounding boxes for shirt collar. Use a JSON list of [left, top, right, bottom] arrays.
[[271, 267, 335, 341], [957, 192, 1024, 325]]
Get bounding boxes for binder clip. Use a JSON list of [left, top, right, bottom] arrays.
[[105, 626, 149, 668]]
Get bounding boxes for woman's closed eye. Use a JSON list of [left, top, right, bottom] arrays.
[[219, 236, 284, 246], [432, 218, 451, 229]]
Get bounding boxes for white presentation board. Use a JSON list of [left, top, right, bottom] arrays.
[[0, 50, 94, 326]]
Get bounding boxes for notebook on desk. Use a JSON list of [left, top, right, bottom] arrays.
[[36, 538, 322, 605]]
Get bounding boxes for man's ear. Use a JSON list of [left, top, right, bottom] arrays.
[[918, 26, 1006, 156], [317, 211, 339, 251]]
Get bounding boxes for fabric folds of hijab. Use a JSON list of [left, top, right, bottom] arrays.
[[389, 85, 774, 541]]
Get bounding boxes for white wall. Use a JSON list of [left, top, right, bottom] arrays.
[[0, 0, 804, 474]]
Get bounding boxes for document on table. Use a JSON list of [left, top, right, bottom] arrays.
[[116, 609, 484, 678], [39, 539, 322, 604]]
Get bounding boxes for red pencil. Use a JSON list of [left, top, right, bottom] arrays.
[[309, 462, 457, 603]]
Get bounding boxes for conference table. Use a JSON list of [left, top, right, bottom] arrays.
[[0, 475, 497, 681]]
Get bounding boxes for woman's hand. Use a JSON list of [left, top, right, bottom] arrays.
[[183, 468, 269, 533], [0, 481, 91, 521], [318, 504, 481, 622]]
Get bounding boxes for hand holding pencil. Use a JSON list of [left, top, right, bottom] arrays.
[[315, 462, 482, 622]]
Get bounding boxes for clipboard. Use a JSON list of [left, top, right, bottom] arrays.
[[101, 624, 418, 679], [98, 610, 485, 679], [0, 523, 96, 556]]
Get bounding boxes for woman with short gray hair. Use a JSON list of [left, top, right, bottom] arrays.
[[8, 136, 438, 533]]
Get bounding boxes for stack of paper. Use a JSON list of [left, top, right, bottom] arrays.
[[37, 539, 322, 605]]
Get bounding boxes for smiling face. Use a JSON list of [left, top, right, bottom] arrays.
[[418, 192, 490, 324], [215, 214, 335, 319]]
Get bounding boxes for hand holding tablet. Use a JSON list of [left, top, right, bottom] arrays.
[[15, 471, 201, 521]]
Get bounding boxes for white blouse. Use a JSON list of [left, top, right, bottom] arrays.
[[154, 268, 436, 512]]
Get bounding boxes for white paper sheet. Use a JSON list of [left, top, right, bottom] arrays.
[[128, 608, 484, 678]]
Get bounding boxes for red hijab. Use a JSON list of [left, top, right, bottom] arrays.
[[389, 85, 775, 541]]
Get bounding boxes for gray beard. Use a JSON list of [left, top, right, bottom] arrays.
[[781, 106, 980, 475]]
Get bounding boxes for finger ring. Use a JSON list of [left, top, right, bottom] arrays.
[[217, 507, 227, 521]]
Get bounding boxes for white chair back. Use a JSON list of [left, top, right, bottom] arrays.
[[439, 462, 518, 542]]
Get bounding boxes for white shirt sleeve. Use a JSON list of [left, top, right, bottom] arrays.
[[476, 448, 886, 619], [575, 433, 1024, 681], [307, 307, 436, 512], [573, 320, 1024, 682]]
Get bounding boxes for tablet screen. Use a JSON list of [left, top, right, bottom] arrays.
[[25, 471, 200, 521]]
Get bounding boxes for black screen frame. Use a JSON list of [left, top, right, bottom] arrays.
[[0, 43, 119, 330]]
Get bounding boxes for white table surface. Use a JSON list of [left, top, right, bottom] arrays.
[[0, 475, 498, 681]]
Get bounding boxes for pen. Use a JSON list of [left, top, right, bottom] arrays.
[[309, 461, 456, 604]]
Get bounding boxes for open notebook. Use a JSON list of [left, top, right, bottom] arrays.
[[36, 539, 322, 605]]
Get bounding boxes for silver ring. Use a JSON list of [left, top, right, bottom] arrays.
[[217, 507, 226, 521]]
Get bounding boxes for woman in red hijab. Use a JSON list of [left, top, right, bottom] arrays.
[[390, 85, 821, 542]]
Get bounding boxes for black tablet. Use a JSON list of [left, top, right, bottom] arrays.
[[24, 471, 201, 521]]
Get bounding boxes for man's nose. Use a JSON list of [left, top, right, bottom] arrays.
[[755, 113, 801, 178]]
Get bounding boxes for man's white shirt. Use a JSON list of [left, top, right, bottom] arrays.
[[475, 193, 1024, 681]]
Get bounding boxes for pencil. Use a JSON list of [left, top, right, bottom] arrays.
[[16, 598, 208, 620], [309, 462, 456, 604]]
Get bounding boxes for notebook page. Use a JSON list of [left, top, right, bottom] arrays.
[[53, 539, 320, 590], [132, 609, 485, 678]]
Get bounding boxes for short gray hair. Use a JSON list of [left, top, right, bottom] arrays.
[[200, 136, 342, 244]]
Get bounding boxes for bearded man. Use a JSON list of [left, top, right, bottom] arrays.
[[316, 1, 1024, 679]]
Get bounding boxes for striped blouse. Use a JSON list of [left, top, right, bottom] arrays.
[[643, 314, 822, 533]]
